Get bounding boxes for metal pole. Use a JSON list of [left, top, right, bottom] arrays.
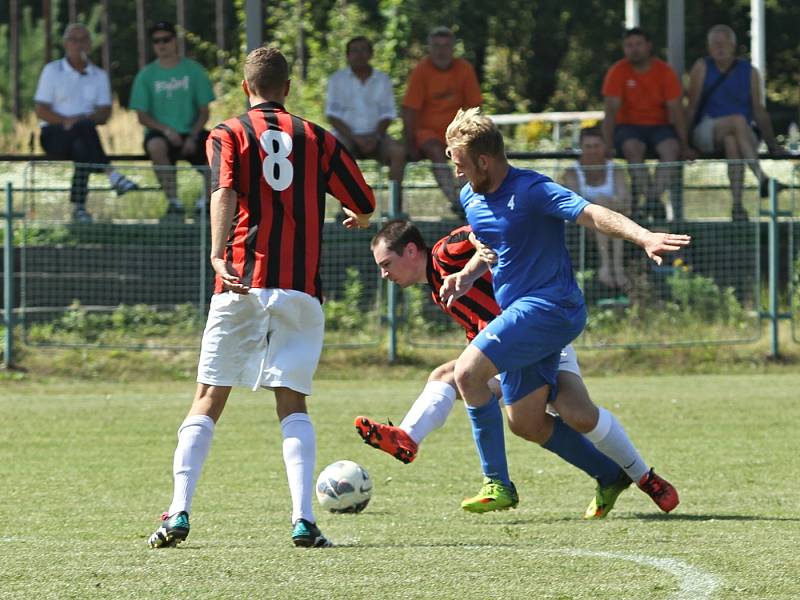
[[43, 0, 52, 63], [4, 183, 15, 368], [10, 0, 20, 119], [386, 180, 400, 362], [245, 0, 263, 52], [625, 0, 640, 29], [751, 0, 766, 102], [666, 0, 685, 80], [68, 0, 77, 22], [176, 0, 186, 57], [101, 0, 111, 74], [216, 0, 226, 69], [768, 178, 779, 357], [136, 0, 146, 69]]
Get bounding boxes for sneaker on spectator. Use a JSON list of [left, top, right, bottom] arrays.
[[162, 199, 185, 221], [112, 175, 139, 196], [731, 206, 750, 222], [759, 178, 788, 199], [72, 206, 93, 224]]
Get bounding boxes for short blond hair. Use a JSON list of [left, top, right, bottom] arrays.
[[445, 107, 505, 161]]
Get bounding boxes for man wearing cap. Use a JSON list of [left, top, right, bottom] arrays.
[[130, 21, 215, 216]]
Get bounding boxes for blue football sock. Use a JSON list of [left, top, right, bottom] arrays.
[[466, 396, 511, 487], [542, 416, 620, 487]]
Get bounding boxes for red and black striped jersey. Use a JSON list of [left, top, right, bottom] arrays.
[[427, 225, 500, 341], [206, 101, 375, 299]]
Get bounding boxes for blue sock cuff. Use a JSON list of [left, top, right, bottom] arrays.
[[466, 396, 500, 419]]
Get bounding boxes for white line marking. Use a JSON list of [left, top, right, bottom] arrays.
[[563, 549, 721, 600]]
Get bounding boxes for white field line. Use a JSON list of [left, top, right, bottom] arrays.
[[563, 549, 721, 600]]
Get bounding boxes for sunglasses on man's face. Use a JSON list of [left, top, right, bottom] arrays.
[[152, 36, 174, 45]]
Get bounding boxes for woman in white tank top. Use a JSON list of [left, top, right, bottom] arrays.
[[562, 128, 632, 289]]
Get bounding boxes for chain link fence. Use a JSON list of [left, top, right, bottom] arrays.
[[4, 160, 384, 350], [398, 158, 790, 349], [2, 156, 796, 359], [791, 162, 800, 345]]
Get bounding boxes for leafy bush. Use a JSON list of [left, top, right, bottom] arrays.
[[324, 266, 365, 331], [27, 301, 203, 345], [666, 260, 745, 325]]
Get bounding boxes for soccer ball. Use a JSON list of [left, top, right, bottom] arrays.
[[315, 460, 373, 513]]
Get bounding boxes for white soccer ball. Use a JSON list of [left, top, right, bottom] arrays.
[[315, 460, 373, 513]]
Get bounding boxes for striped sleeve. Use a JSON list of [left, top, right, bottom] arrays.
[[321, 130, 376, 215], [206, 122, 239, 194]]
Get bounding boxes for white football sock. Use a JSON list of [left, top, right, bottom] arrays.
[[400, 381, 457, 445], [281, 412, 316, 524], [168, 415, 215, 516], [584, 407, 649, 483]]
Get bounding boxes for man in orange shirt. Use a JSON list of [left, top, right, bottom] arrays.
[[403, 27, 482, 216], [602, 28, 691, 222]]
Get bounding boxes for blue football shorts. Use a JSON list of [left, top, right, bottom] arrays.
[[472, 297, 587, 405]]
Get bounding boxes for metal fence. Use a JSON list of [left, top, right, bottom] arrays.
[[791, 163, 800, 345], [1, 156, 798, 365], [1, 159, 386, 353]]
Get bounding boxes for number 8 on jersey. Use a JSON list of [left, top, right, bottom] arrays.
[[260, 129, 294, 191]]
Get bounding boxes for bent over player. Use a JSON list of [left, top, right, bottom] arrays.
[[357, 221, 677, 518], [147, 47, 375, 549], [441, 108, 688, 514]]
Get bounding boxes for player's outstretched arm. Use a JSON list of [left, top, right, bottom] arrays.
[[576, 203, 691, 266], [439, 251, 489, 307]]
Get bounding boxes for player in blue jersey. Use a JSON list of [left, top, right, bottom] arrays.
[[442, 107, 690, 512]]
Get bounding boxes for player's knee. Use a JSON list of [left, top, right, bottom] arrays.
[[453, 360, 479, 396], [429, 361, 456, 386], [507, 415, 549, 444]]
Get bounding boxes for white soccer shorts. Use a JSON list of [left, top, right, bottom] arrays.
[[197, 288, 325, 395]]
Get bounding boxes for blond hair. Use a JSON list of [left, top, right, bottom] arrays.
[[445, 107, 505, 161]]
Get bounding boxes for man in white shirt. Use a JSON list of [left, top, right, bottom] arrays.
[[326, 36, 405, 199], [34, 23, 138, 223]]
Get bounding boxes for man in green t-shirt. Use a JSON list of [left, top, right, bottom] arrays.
[[129, 21, 215, 215]]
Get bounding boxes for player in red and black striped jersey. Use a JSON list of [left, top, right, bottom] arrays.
[[426, 225, 498, 340], [148, 47, 375, 551], [206, 72, 374, 299], [357, 219, 678, 518]]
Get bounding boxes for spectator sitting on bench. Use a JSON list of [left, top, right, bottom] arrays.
[[402, 26, 482, 217], [686, 24, 786, 222], [602, 27, 691, 223], [326, 36, 406, 205], [34, 23, 139, 224], [562, 127, 632, 290], [129, 21, 215, 217]]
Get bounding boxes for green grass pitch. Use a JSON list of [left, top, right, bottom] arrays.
[[1, 374, 799, 599]]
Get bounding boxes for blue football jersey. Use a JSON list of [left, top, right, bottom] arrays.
[[460, 166, 589, 309]]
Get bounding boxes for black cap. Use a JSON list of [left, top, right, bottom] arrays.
[[149, 21, 176, 36]]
